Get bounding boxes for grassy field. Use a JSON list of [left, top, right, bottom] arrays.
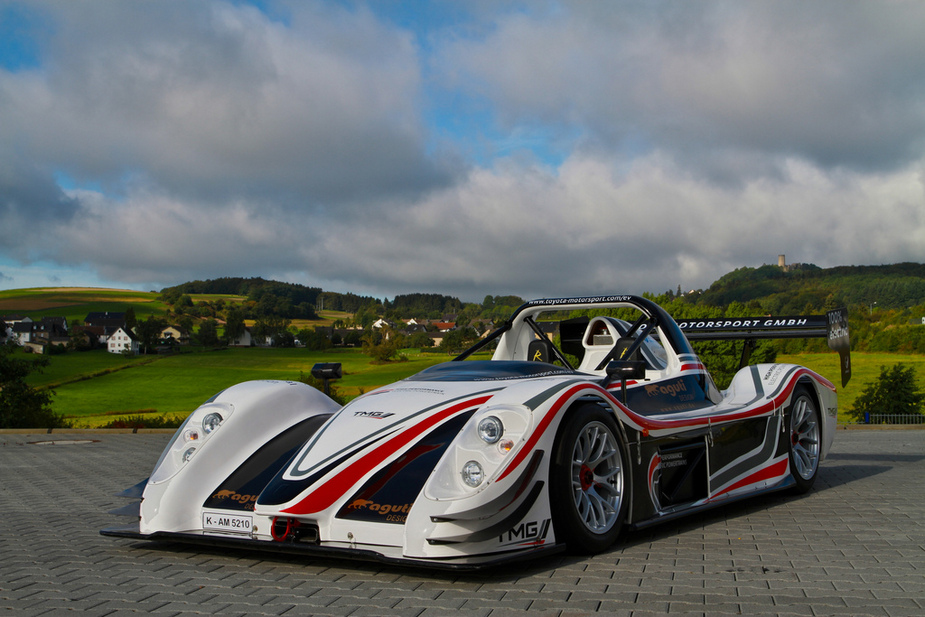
[[5, 287, 923, 427], [27, 347, 451, 427], [777, 351, 925, 421], [23, 343, 924, 427], [0, 286, 346, 332], [0, 287, 168, 323]]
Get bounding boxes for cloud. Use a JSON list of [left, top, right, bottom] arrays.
[[437, 1, 925, 174], [1, 1, 923, 300], [0, 1, 452, 207]]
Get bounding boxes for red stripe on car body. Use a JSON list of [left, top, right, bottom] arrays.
[[282, 395, 493, 515]]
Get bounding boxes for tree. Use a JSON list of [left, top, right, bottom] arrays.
[[196, 319, 221, 347], [176, 314, 194, 334], [223, 307, 246, 343], [362, 328, 403, 363], [124, 306, 137, 331], [0, 343, 69, 429], [135, 315, 167, 354], [297, 327, 332, 351], [439, 327, 478, 353], [848, 363, 925, 423], [253, 316, 291, 346], [408, 330, 434, 348]]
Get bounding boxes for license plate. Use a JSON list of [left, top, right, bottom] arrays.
[[202, 511, 253, 534]]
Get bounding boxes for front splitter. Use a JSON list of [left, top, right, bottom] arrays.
[[100, 525, 564, 572]]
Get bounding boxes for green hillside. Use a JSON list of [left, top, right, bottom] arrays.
[[695, 262, 925, 313], [0, 287, 167, 323], [4, 263, 925, 428]]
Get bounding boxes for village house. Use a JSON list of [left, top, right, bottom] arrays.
[[228, 327, 254, 347], [107, 327, 139, 355], [84, 312, 127, 345], [2, 315, 69, 353], [159, 325, 190, 346]]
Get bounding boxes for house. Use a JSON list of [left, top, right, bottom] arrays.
[[2, 315, 32, 344], [84, 312, 127, 344], [159, 326, 190, 346], [1, 314, 31, 326], [84, 311, 126, 328], [107, 327, 139, 355], [32, 317, 69, 344], [69, 325, 101, 349], [10, 321, 35, 344], [229, 328, 254, 347]]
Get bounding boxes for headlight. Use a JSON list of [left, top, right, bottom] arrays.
[[461, 460, 484, 487], [202, 412, 223, 434], [477, 416, 503, 444], [148, 402, 234, 484], [425, 404, 533, 500]]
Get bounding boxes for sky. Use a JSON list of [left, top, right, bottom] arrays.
[[1, 0, 924, 302]]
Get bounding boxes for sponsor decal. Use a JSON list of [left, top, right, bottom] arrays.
[[364, 387, 446, 397], [762, 364, 785, 386], [209, 489, 258, 510], [344, 498, 412, 523], [644, 378, 695, 402], [499, 518, 551, 546], [527, 296, 633, 307], [474, 370, 568, 382], [677, 318, 812, 330], [658, 451, 689, 469], [352, 410, 396, 419], [828, 316, 849, 342]]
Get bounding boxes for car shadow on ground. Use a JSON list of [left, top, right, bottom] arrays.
[[119, 458, 902, 583]]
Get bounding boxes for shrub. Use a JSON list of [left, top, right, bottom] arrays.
[[100, 414, 187, 429], [0, 343, 70, 429], [848, 363, 925, 422]]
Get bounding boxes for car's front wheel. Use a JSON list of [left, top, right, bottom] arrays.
[[787, 384, 821, 493], [550, 404, 628, 554]]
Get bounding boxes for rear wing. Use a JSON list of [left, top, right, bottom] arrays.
[[675, 308, 851, 387]]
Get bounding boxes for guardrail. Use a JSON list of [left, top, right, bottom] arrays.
[[845, 413, 925, 425]]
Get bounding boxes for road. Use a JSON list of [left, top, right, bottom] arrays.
[[1, 429, 923, 616]]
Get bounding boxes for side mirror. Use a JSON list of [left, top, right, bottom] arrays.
[[311, 362, 342, 380], [311, 362, 342, 396], [606, 360, 646, 405], [606, 360, 646, 380]]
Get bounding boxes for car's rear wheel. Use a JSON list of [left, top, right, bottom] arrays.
[[550, 404, 628, 553], [788, 385, 821, 493]]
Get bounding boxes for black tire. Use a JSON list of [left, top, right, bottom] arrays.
[[787, 384, 821, 494], [550, 404, 628, 554]]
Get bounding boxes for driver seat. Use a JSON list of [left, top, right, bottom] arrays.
[[528, 339, 552, 363], [577, 317, 617, 373]]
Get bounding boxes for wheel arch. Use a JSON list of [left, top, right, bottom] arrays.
[[794, 375, 826, 454], [559, 394, 632, 449], [555, 393, 636, 518]]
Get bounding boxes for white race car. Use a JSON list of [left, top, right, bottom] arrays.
[[104, 295, 850, 569]]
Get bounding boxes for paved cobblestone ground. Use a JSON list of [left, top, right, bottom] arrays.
[[1, 429, 923, 617]]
